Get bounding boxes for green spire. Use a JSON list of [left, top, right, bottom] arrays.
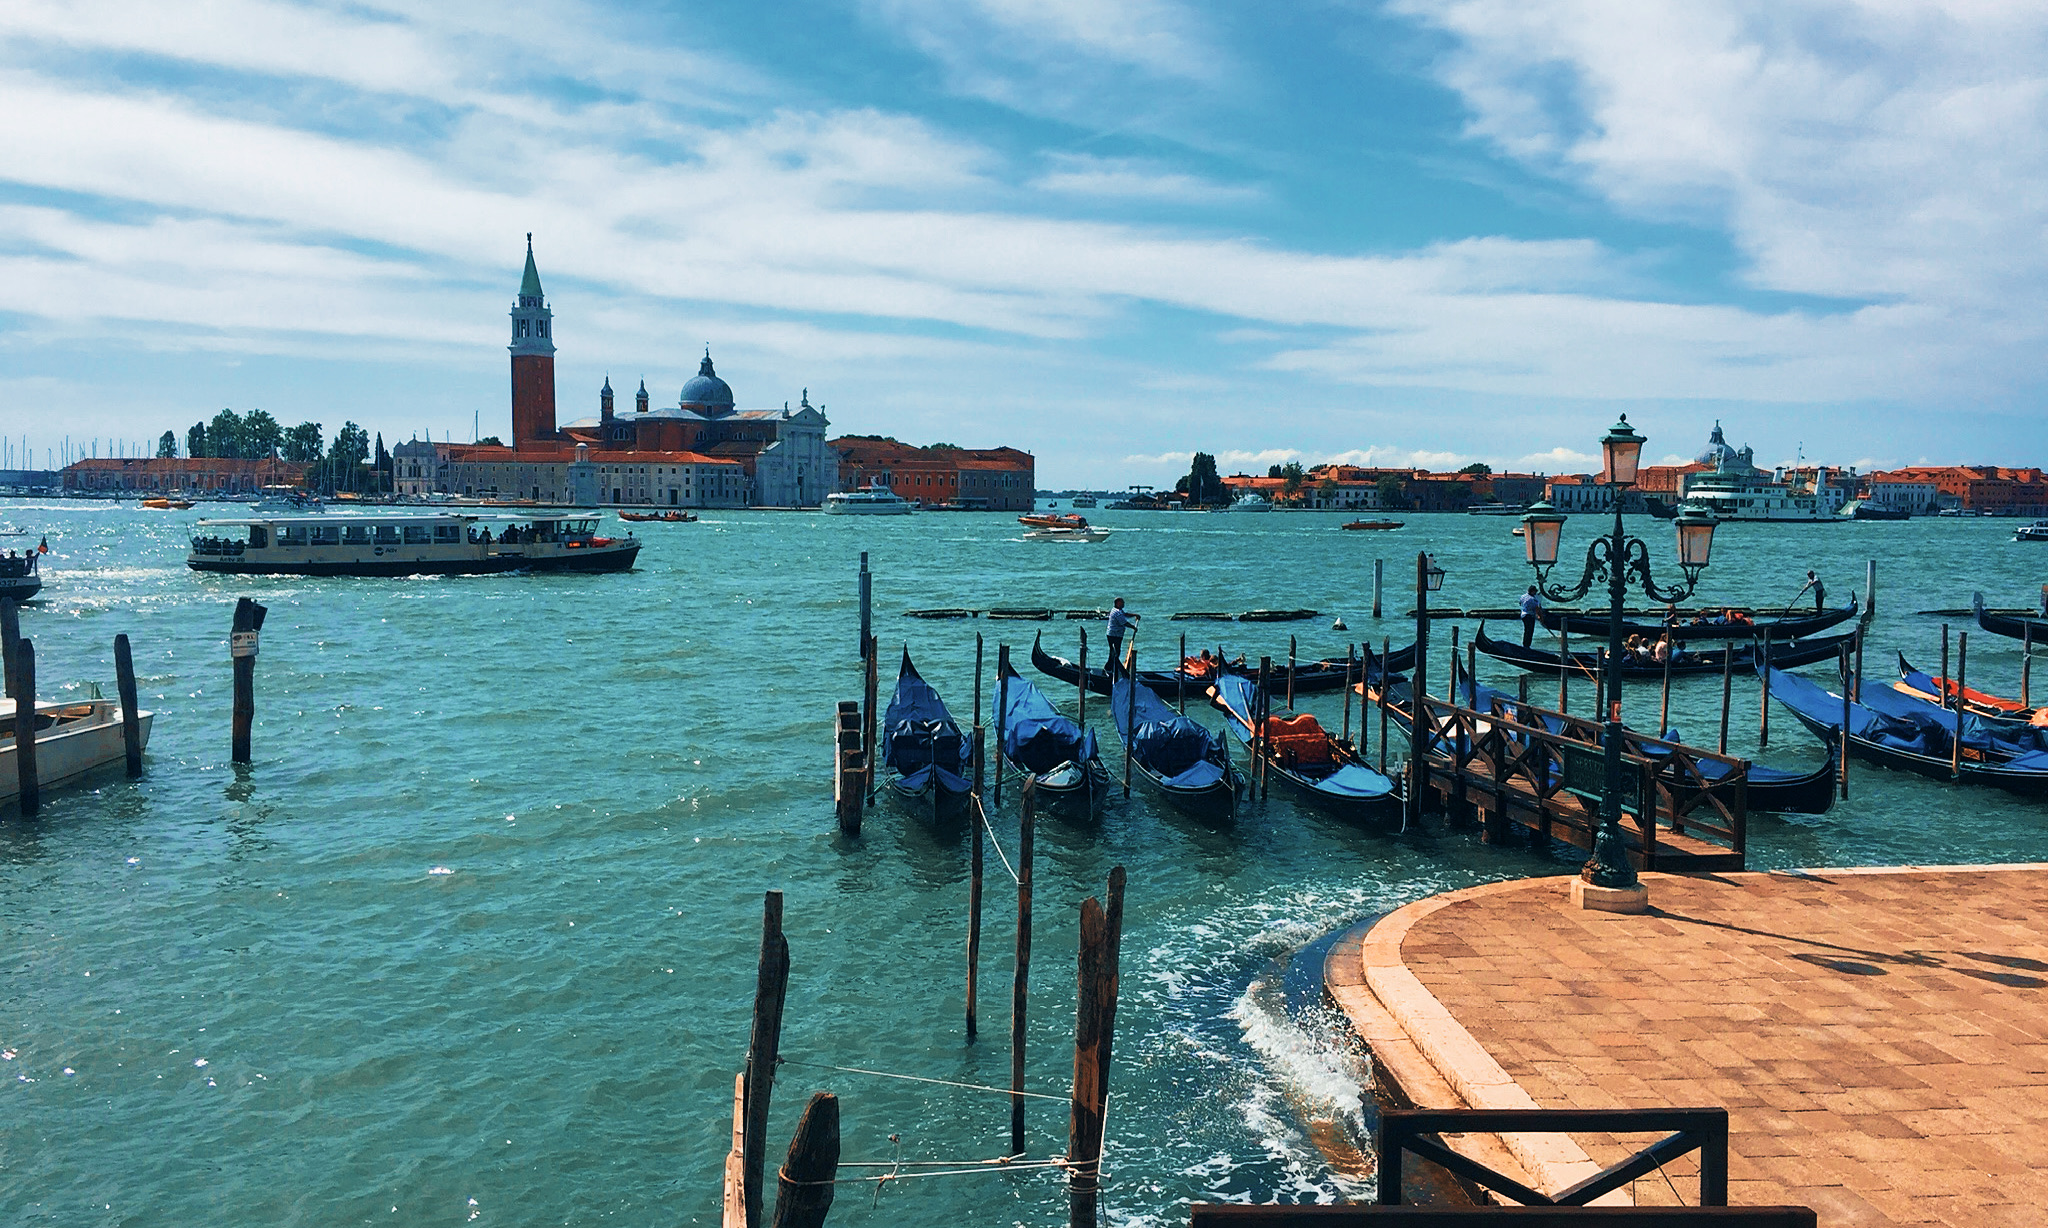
[[520, 232, 543, 300]]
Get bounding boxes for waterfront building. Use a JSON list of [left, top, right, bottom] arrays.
[[62, 457, 310, 495], [830, 436, 1035, 511], [1866, 465, 2048, 516]]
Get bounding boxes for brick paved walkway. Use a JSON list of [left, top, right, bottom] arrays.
[[1333, 866, 2048, 1224]]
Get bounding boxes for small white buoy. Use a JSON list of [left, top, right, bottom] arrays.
[[1331, 617, 1348, 631]]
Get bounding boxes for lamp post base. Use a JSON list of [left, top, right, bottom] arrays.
[[1571, 877, 1650, 914]]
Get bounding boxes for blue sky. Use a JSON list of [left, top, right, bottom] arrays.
[[4, 0, 2045, 486]]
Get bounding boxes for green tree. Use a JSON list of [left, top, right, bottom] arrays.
[[1376, 475, 1407, 509], [156, 431, 178, 459], [1458, 462, 1492, 477], [208, 409, 246, 459], [1279, 461, 1306, 501], [373, 433, 391, 492], [186, 421, 208, 458], [244, 409, 282, 459], [282, 421, 323, 464], [327, 422, 370, 492], [475, 436, 504, 447], [1177, 452, 1225, 505]]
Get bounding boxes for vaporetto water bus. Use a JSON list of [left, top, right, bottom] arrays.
[[187, 513, 640, 576]]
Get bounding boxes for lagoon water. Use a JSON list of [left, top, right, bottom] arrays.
[[4, 503, 2043, 1226]]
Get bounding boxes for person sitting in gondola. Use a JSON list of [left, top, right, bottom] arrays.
[[1652, 634, 1672, 665], [1183, 650, 1218, 680]]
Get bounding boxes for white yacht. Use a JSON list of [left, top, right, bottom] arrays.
[[1679, 424, 1835, 523], [1229, 492, 1274, 513], [822, 487, 914, 515]]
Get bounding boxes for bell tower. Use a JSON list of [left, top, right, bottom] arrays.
[[509, 234, 557, 447]]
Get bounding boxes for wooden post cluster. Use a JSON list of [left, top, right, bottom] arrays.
[[833, 700, 865, 835], [13, 638, 36, 815], [230, 597, 267, 764], [742, 891, 790, 1228], [1066, 866, 1127, 1228]]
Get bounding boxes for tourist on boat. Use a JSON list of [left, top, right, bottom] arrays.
[[1652, 635, 1673, 666], [1184, 649, 1219, 680], [1519, 586, 1543, 648], [1106, 598, 1140, 679]]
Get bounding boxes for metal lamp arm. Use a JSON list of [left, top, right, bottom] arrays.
[[1621, 537, 1699, 605], [1532, 538, 1610, 604]]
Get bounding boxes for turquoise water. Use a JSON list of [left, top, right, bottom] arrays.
[[4, 504, 2043, 1225]]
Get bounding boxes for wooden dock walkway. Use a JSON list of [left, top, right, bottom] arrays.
[[1391, 689, 1750, 872]]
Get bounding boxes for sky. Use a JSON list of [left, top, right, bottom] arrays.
[[3, 0, 2045, 487]]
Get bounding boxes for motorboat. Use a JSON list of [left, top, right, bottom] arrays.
[[2015, 520, 2048, 542], [0, 551, 42, 601], [823, 487, 914, 515], [1022, 525, 1110, 542], [0, 696, 153, 802], [187, 513, 639, 576]]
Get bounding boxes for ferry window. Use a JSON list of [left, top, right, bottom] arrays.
[[403, 526, 431, 545], [373, 525, 401, 544], [433, 525, 461, 543], [249, 527, 270, 549], [342, 524, 370, 544], [277, 526, 307, 545], [313, 525, 341, 545]]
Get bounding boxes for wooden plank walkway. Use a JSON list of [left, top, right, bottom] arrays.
[[1329, 867, 2048, 1224]]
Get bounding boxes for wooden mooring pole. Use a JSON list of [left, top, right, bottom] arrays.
[[1718, 638, 1733, 755], [230, 597, 267, 764], [2024, 623, 2033, 710], [1952, 632, 1968, 780], [1758, 634, 1772, 748], [1378, 637, 1390, 776], [13, 638, 36, 815], [723, 1073, 747, 1228], [1865, 558, 1877, 619], [1658, 636, 1674, 737], [1557, 626, 1569, 713], [994, 645, 1010, 808], [1077, 629, 1088, 730], [1372, 558, 1383, 620], [742, 891, 790, 1228], [1447, 625, 1460, 706], [1067, 865, 1127, 1228], [770, 1093, 840, 1228], [1839, 642, 1852, 800], [863, 641, 879, 805], [1256, 658, 1271, 799], [1122, 648, 1137, 799], [1341, 644, 1355, 746], [1177, 632, 1187, 714], [1939, 624, 1950, 710], [857, 552, 872, 660], [1011, 780, 1036, 1156], [115, 633, 144, 777], [1286, 636, 1296, 710], [0, 596, 17, 698]]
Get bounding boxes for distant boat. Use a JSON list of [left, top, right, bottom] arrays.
[[618, 510, 697, 522], [1070, 494, 1098, 508], [1229, 492, 1274, 513], [1466, 504, 1524, 516], [2015, 519, 2048, 542], [823, 487, 913, 515], [1340, 519, 1402, 531], [1839, 499, 1910, 521], [0, 552, 42, 601], [1019, 513, 1089, 530], [1022, 526, 1109, 542], [141, 497, 194, 510]]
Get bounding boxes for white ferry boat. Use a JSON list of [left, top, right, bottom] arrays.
[[1070, 494, 1098, 508], [187, 513, 639, 576], [822, 487, 914, 515], [1229, 492, 1274, 513], [0, 551, 42, 601], [2016, 520, 2048, 542]]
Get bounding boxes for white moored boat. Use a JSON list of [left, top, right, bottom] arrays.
[[187, 513, 639, 577], [823, 487, 914, 516], [1, 696, 153, 802], [0, 551, 42, 602], [1022, 526, 1110, 542]]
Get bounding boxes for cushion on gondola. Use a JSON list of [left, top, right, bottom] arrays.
[[1134, 719, 1210, 777], [1260, 714, 1332, 766]]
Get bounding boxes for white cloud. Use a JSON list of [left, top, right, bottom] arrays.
[[1031, 154, 1264, 204]]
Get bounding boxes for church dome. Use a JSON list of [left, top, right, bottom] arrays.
[[1695, 421, 1745, 470], [680, 349, 735, 410]]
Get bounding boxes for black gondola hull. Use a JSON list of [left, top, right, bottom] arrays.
[[1475, 628, 1856, 677], [1536, 599, 1858, 643]]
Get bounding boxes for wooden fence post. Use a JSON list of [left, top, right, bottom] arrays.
[[770, 1092, 840, 1228], [0, 596, 17, 698], [230, 597, 267, 764], [1011, 780, 1036, 1156], [723, 1072, 747, 1228], [13, 639, 36, 815], [743, 891, 790, 1228], [1067, 865, 1127, 1228], [115, 633, 144, 777]]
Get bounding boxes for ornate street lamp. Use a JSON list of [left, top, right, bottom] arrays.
[[1518, 417, 1717, 907], [1408, 552, 1447, 824]]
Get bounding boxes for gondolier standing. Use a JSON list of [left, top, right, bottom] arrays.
[[1801, 570, 1826, 614], [1106, 597, 1139, 679], [1519, 585, 1543, 648]]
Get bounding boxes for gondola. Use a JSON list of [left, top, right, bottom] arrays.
[[1536, 598, 1858, 643], [1030, 631, 1412, 699], [997, 659, 1108, 814], [1897, 653, 2047, 728], [1109, 673, 1243, 817], [1212, 674, 1398, 818], [880, 648, 974, 815], [1473, 625, 1857, 677], [1455, 679, 1835, 815], [1764, 664, 2048, 796], [1972, 591, 2048, 643]]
